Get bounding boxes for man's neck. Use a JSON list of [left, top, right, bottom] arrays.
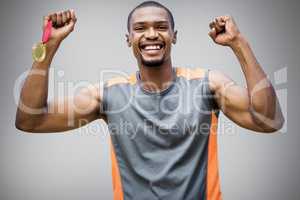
[[138, 59, 175, 93]]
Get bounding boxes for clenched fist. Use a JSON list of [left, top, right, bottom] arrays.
[[208, 15, 241, 47], [43, 9, 77, 45]]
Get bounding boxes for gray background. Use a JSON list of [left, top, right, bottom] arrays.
[[0, 0, 299, 199]]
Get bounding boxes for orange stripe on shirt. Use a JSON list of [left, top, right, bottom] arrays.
[[206, 112, 222, 200], [106, 73, 137, 88], [110, 138, 124, 200], [176, 67, 205, 80]]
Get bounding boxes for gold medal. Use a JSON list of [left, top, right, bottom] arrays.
[[32, 42, 46, 62], [32, 20, 52, 62]]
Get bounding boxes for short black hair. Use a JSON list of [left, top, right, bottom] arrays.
[[127, 1, 175, 32]]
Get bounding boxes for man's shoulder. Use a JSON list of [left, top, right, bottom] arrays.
[[175, 66, 207, 80], [104, 73, 137, 88]]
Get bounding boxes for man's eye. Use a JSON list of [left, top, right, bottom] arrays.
[[157, 26, 168, 30], [134, 27, 144, 31]]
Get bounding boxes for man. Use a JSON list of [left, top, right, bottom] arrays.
[[15, 1, 284, 200]]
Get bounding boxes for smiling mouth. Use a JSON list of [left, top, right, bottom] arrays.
[[139, 43, 165, 52]]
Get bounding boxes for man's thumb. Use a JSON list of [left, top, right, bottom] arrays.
[[66, 19, 76, 32], [61, 19, 76, 35]]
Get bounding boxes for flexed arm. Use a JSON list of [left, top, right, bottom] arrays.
[[15, 10, 104, 133], [208, 16, 284, 133]]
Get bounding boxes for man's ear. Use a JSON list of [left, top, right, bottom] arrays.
[[126, 34, 131, 47], [172, 30, 178, 44]]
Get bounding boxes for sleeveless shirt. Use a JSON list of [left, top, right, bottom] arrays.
[[102, 67, 222, 200]]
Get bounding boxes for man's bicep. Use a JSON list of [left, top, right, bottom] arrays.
[[33, 83, 102, 133], [209, 70, 263, 131], [218, 90, 262, 131]]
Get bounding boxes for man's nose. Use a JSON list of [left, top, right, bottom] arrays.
[[145, 27, 158, 39]]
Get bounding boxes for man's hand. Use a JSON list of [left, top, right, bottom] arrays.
[[208, 15, 241, 47], [43, 9, 77, 46]]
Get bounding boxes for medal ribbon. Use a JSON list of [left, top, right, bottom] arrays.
[[42, 21, 52, 43]]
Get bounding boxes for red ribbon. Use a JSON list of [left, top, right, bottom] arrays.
[[42, 20, 52, 43]]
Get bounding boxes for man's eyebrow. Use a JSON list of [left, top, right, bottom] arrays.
[[133, 20, 169, 25], [132, 22, 146, 26], [155, 21, 169, 25]]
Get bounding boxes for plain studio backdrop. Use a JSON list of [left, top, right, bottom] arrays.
[[0, 0, 299, 199]]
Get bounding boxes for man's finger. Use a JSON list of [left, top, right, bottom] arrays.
[[208, 27, 217, 40], [50, 13, 57, 25], [56, 12, 62, 27], [215, 18, 225, 33], [66, 10, 71, 21], [62, 11, 68, 24], [220, 15, 231, 22], [214, 18, 224, 33], [216, 17, 226, 26], [70, 9, 77, 22], [209, 21, 215, 29]]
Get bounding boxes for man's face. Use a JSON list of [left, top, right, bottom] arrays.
[[127, 6, 177, 67]]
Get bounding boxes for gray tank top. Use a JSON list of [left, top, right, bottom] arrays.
[[102, 67, 222, 200]]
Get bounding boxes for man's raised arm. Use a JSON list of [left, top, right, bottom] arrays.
[[208, 15, 284, 133], [15, 10, 104, 133]]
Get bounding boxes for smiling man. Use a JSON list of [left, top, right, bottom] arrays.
[[15, 1, 284, 200]]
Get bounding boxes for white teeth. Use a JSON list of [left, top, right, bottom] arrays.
[[144, 45, 161, 50]]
